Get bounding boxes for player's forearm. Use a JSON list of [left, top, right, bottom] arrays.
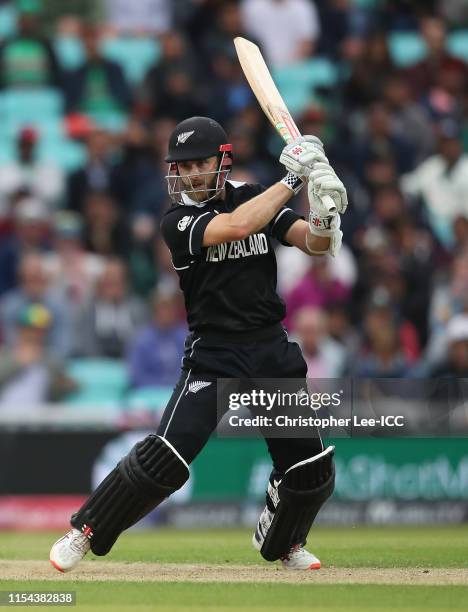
[[229, 182, 292, 236], [284, 219, 330, 255], [305, 227, 330, 255]]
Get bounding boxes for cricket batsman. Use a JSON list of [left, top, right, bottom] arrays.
[[50, 117, 347, 572]]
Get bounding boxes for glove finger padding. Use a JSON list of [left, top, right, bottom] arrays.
[[309, 171, 348, 214], [308, 162, 339, 183], [308, 178, 335, 218], [309, 161, 334, 176], [280, 139, 328, 177], [302, 135, 325, 153]]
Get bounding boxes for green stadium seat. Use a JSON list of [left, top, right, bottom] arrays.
[[0, 141, 14, 162], [101, 36, 160, 85], [0, 116, 63, 140], [388, 31, 427, 67], [54, 35, 160, 84], [65, 359, 129, 408], [124, 386, 173, 413], [273, 58, 338, 116], [0, 88, 64, 121], [37, 138, 87, 172], [447, 30, 468, 61], [53, 35, 85, 70], [274, 58, 338, 91], [0, 87, 79, 169], [86, 110, 128, 133], [0, 135, 84, 171], [281, 90, 314, 116], [0, 4, 17, 38]]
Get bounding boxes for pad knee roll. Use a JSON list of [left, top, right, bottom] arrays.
[[71, 435, 189, 555], [261, 446, 335, 561]]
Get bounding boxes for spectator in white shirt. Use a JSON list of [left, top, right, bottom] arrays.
[[241, 0, 320, 67], [0, 127, 64, 214], [401, 119, 468, 248], [103, 0, 172, 35]]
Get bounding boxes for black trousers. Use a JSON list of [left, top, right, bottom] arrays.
[[156, 324, 323, 474]]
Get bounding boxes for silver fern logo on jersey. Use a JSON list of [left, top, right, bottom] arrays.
[[187, 380, 212, 394], [177, 215, 193, 231], [176, 130, 195, 145]]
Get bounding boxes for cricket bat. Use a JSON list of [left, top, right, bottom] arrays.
[[234, 37, 336, 213]]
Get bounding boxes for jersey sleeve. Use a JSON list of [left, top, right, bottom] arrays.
[[160, 207, 217, 266], [270, 206, 304, 246], [235, 183, 304, 247]]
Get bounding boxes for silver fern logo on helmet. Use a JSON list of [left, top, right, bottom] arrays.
[[176, 130, 195, 146]]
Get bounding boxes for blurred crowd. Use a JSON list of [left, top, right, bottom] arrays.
[[0, 0, 468, 406]]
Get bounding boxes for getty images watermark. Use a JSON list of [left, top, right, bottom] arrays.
[[216, 378, 468, 438], [227, 387, 404, 430]]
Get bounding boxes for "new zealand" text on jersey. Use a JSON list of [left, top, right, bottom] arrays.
[[206, 233, 269, 262]]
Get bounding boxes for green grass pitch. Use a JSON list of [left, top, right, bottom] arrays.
[[1, 526, 467, 611]]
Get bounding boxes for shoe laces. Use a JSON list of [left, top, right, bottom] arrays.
[[281, 543, 304, 562], [69, 533, 90, 554]]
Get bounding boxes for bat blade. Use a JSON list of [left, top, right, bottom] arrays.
[[234, 37, 300, 143], [234, 37, 336, 214]]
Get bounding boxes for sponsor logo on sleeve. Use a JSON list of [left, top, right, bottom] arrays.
[[177, 215, 194, 231]]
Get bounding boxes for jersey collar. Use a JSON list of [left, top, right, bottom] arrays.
[[180, 187, 228, 207], [180, 191, 208, 207]]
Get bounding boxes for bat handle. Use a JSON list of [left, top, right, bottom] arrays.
[[322, 194, 337, 215]]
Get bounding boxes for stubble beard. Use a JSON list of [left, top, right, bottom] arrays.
[[182, 174, 218, 202]]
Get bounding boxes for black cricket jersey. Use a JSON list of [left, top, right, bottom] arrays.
[[160, 180, 302, 334]]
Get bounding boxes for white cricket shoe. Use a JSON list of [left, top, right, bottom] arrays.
[[252, 506, 320, 570], [49, 528, 90, 573], [281, 544, 321, 570]]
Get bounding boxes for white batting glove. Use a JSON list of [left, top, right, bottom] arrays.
[[308, 162, 348, 215], [308, 208, 340, 238], [307, 160, 345, 257], [307, 212, 343, 257], [279, 135, 328, 178]]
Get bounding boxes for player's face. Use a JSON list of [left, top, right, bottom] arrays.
[[177, 156, 219, 202]]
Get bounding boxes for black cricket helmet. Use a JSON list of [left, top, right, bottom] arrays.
[[165, 116, 233, 205], [165, 116, 230, 162]]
